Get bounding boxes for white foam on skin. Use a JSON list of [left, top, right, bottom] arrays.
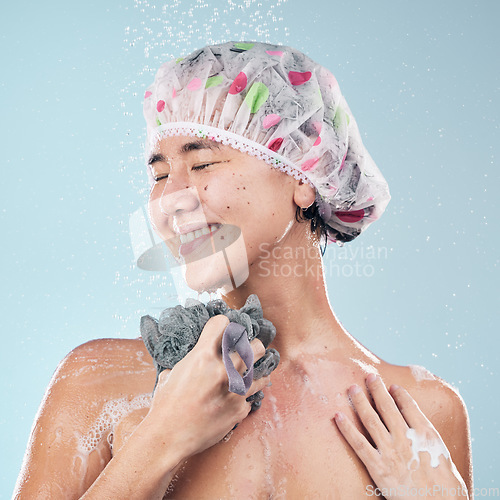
[[409, 364, 436, 382], [77, 393, 152, 454], [267, 392, 283, 429], [350, 358, 379, 376], [406, 428, 450, 469]]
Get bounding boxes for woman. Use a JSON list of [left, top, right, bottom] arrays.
[[14, 41, 472, 499]]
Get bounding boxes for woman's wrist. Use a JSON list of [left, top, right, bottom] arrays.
[[131, 411, 190, 473], [81, 414, 188, 499]]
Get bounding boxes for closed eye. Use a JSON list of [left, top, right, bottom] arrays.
[[192, 163, 214, 171], [152, 162, 219, 182], [153, 173, 169, 182]]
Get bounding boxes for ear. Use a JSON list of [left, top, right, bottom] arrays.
[[293, 179, 316, 209]]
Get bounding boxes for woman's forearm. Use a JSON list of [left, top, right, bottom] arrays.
[[80, 416, 187, 500]]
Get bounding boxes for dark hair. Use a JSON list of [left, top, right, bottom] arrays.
[[295, 203, 328, 256]]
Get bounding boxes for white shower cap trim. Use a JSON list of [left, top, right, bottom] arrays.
[[149, 122, 316, 189]]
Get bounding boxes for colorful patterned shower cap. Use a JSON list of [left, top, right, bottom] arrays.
[[143, 41, 390, 244]]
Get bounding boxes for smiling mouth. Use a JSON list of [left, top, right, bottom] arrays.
[[179, 224, 221, 244], [178, 223, 222, 257]]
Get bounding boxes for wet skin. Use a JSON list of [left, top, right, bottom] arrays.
[[13, 334, 471, 499], [14, 137, 472, 498]]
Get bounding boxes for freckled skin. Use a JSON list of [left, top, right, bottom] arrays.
[[146, 137, 300, 295], [14, 136, 472, 498]]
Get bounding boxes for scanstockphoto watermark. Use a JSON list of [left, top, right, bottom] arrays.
[[366, 484, 499, 497], [257, 243, 389, 279]]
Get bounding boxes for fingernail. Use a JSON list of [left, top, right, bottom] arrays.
[[366, 373, 378, 384], [390, 384, 399, 392], [349, 384, 361, 394], [335, 411, 345, 422]]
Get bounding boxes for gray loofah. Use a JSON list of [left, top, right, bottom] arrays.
[[140, 294, 280, 411], [253, 348, 280, 380]]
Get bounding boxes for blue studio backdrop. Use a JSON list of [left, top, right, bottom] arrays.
[[1, 0, 498, 495]]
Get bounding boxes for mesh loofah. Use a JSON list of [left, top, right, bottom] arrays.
[[140, 294, 279, 410], [143, 41, 391, 244]]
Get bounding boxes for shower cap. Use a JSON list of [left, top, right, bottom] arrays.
[[143, 41, 390, 244]]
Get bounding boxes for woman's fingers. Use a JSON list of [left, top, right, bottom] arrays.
[[334, 379, 469, 497], [334, 411, 380, 467], [389, 384, 432, 430], [337, 376, 434, 462], [178, 317, 271, 414], [229, 338, 265, 375], [251, 338, 266, 360], [348, 384, 391, 450], [197, 317, 266, 374], [248, 374, 271, 396], [365, 374, 409, 435], [197, 314, 230, 354]]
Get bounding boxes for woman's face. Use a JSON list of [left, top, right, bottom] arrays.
[[147, 135, 300, 293]]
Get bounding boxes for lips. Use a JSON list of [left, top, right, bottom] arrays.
[[179, 224, 217, 244], [178, 223, 222, 257]]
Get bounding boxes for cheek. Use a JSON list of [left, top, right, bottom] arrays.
[[228, 173, 296, 242], [201, 173, 247, 216], [203, 167, 296, 243]]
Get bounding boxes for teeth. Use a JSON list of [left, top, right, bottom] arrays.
[[179, 224, 220, 244]]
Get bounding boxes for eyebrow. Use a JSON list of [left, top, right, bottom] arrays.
[[179, 139, 221, 154], [148, 139, 220, 165], [148, 153, 165, 165]]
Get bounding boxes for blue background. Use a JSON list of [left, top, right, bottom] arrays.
[[1, 0, 498, 495]]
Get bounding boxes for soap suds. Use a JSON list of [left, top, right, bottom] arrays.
[[409, 364, 436, 382], [77, 393, 152, 454], [406, 428, 450, 469], [350, 358, 379, 376], [267, 392, 283, 429]]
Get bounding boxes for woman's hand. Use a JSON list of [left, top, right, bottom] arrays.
[[144, 314, 269, 459], [82, 315, 270, 499], [333, 374, 469, 499]]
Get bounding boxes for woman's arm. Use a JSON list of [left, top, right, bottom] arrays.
[[14, 315, 269, 499], [13, 340, 116, 498]]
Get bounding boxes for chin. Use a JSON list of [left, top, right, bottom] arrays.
[[181, 236, 250, 294]]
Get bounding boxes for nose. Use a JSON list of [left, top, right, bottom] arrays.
[[159, 179, 201, 217]]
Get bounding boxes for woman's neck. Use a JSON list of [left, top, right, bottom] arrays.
[[222, 237, 347, 360]]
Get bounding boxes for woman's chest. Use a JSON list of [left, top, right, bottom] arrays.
[[164, 384, 373, 499]]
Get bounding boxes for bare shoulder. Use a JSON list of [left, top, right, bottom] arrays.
[[379, 362, 469, 432], [342, 345, 468, 435], [14, 338, 156, 498], [378, 361, 472, 490], [43, 337, 157, 434], [54, 337, 156, 391], [59, 337, 153, 370], [36, 337, 156, 444]]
